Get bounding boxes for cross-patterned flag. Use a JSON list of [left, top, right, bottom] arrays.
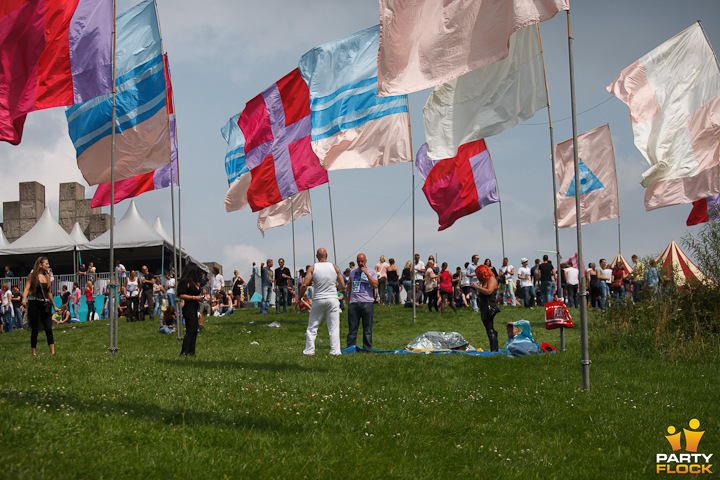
[[239, 68, 328, 212]]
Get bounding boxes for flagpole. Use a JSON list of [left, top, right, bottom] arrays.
[[486, 144, 505, 260], [405, 95, 416, 323], [290, 196, 297, 309], [327, 180, 337, 266], [309, 195, 316, 256], [108, 0, 118, 356], [699, 21, 720, 70], [538, 24, 564, 350], [568, 11, 590, 391]]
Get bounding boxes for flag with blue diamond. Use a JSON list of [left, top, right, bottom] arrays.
[[555, 124, 618, 228]]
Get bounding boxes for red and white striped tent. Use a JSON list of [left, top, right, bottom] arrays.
[[655, 240, 710, 286], [610, 253, 633, 275]]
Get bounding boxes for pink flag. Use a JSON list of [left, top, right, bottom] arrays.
[[257, 190, 312, 237], [421, 139, 499, 231], [0, 0, 113, 144], [377, 0, 568, 96], [607, 23, 720, 210], [555, 125, 618, 229]]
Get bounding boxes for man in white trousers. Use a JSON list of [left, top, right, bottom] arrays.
[[298, 248, 345, 356]]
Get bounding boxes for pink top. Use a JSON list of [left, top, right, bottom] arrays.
[[84, 287, 94, 302], [375, 262, 389, 278], [439, 270, 453, 293], [72, 287, 81, 305]]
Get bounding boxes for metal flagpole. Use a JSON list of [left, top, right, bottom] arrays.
[[567, 11, 590, 391], [108, 0, 118, 356], [291, 196, 297, 308], [403, 95, 416, 323], [326, 180, 337, 266], [486, 144, 505, 260], [309, 196, 316, 256], [538, 24, 565, 351]]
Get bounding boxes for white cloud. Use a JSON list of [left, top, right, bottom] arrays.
[[222, 243, 266, 275]]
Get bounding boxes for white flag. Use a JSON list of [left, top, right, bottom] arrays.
[[423, 26, 547, 161], [257, 190, 312, 237], [607, 23, 720, 210]]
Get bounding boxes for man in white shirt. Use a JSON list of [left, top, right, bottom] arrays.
[[499, 257, 517, 307], [299, 248, 345, 356], [563, 262, 580, 308], [517, 258, 534, 309], [597, 258, 612, 313], [466, 255, 480, 312], [413, 254, 426, 304]]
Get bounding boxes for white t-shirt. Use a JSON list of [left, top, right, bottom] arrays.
[[312, 262, 339, 301], [212, 274, 224, 292], [564, 267, 579, 286], [518, 266, 533, 288], [500, 265, 514, 281], [413, 261, 425, 281], [165, 277, 175, 295], [602, 268, 613, 284]]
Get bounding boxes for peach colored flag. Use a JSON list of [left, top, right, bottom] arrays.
[[257, 190, 312, 237], [377, 0, 568, 96]]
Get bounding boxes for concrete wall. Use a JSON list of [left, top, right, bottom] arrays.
[[2, 181, 45, 243]]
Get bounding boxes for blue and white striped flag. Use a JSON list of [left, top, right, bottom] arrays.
[[222, 113, 252, 212], [298, 25, 411, 171], [65, 0, 170, 185]]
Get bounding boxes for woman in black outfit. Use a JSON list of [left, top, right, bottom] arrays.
[[475, 264, 500, 352], [178, 263, 202, 356], [21, 256, 58, 355], [386, 258, 400, 305]]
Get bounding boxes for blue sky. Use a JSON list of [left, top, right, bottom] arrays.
[[2, 0, 719, 277]]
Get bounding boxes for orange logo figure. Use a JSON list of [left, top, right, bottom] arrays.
[[684, 418, 705, 453], [665, 425, 682, 451]]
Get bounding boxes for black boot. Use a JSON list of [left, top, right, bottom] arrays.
[[487, 329, 499, 352]]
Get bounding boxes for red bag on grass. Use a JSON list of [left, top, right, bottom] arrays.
[[544, 301, 574, 330]]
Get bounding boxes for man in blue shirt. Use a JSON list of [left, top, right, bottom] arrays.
[[346, 253, 378, 349], [260, 259, 274, 315]]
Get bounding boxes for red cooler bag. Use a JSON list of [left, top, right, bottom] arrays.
[[544, 301, 574, 330]]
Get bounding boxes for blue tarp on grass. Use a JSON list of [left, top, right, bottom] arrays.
[[341, 345, 508, 356]]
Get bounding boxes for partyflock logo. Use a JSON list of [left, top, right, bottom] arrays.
[[656, 418, 713, 474]]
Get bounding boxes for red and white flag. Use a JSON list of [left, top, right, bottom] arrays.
[[607, 23, 720, 211]]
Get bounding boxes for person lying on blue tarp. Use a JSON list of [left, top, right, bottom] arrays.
[[505, 320, 541, 356]]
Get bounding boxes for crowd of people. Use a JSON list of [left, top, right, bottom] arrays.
[[4, 250, 667, 357]]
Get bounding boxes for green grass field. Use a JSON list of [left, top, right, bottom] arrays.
[[0, 304, 716, 479]]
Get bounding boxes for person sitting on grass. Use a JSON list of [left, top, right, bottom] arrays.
[[53, 304, 71, 325], [298, 292, 312, 313], [159, 305, 176, 334], [117, 288, 128, 319], [505, 320, 541, 356], [454, 285, 469, 308], [216, 290, 233, 316], [198, 287, 212, 318]]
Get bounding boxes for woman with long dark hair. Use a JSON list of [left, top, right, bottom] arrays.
[[178, 263, 202, 356], [21, 256, 58, 355]]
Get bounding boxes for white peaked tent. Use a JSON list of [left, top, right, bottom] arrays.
[[80, 201, 206, 273], [655, 240, 711, 286], [152, 217, 173, 244], [0, 207, 77, 254], [69, 222, 90, 245], [84, 200, 166, 249], [0, 227, 9, 247]]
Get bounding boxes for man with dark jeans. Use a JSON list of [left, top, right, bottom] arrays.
[[274, 258, 292, 314], [346, 253, 378, 349], [538, 255, 556, 306], [139, 265, 155, 323]]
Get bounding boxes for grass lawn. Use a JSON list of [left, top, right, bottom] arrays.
[[0, 303, 717, 479]]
